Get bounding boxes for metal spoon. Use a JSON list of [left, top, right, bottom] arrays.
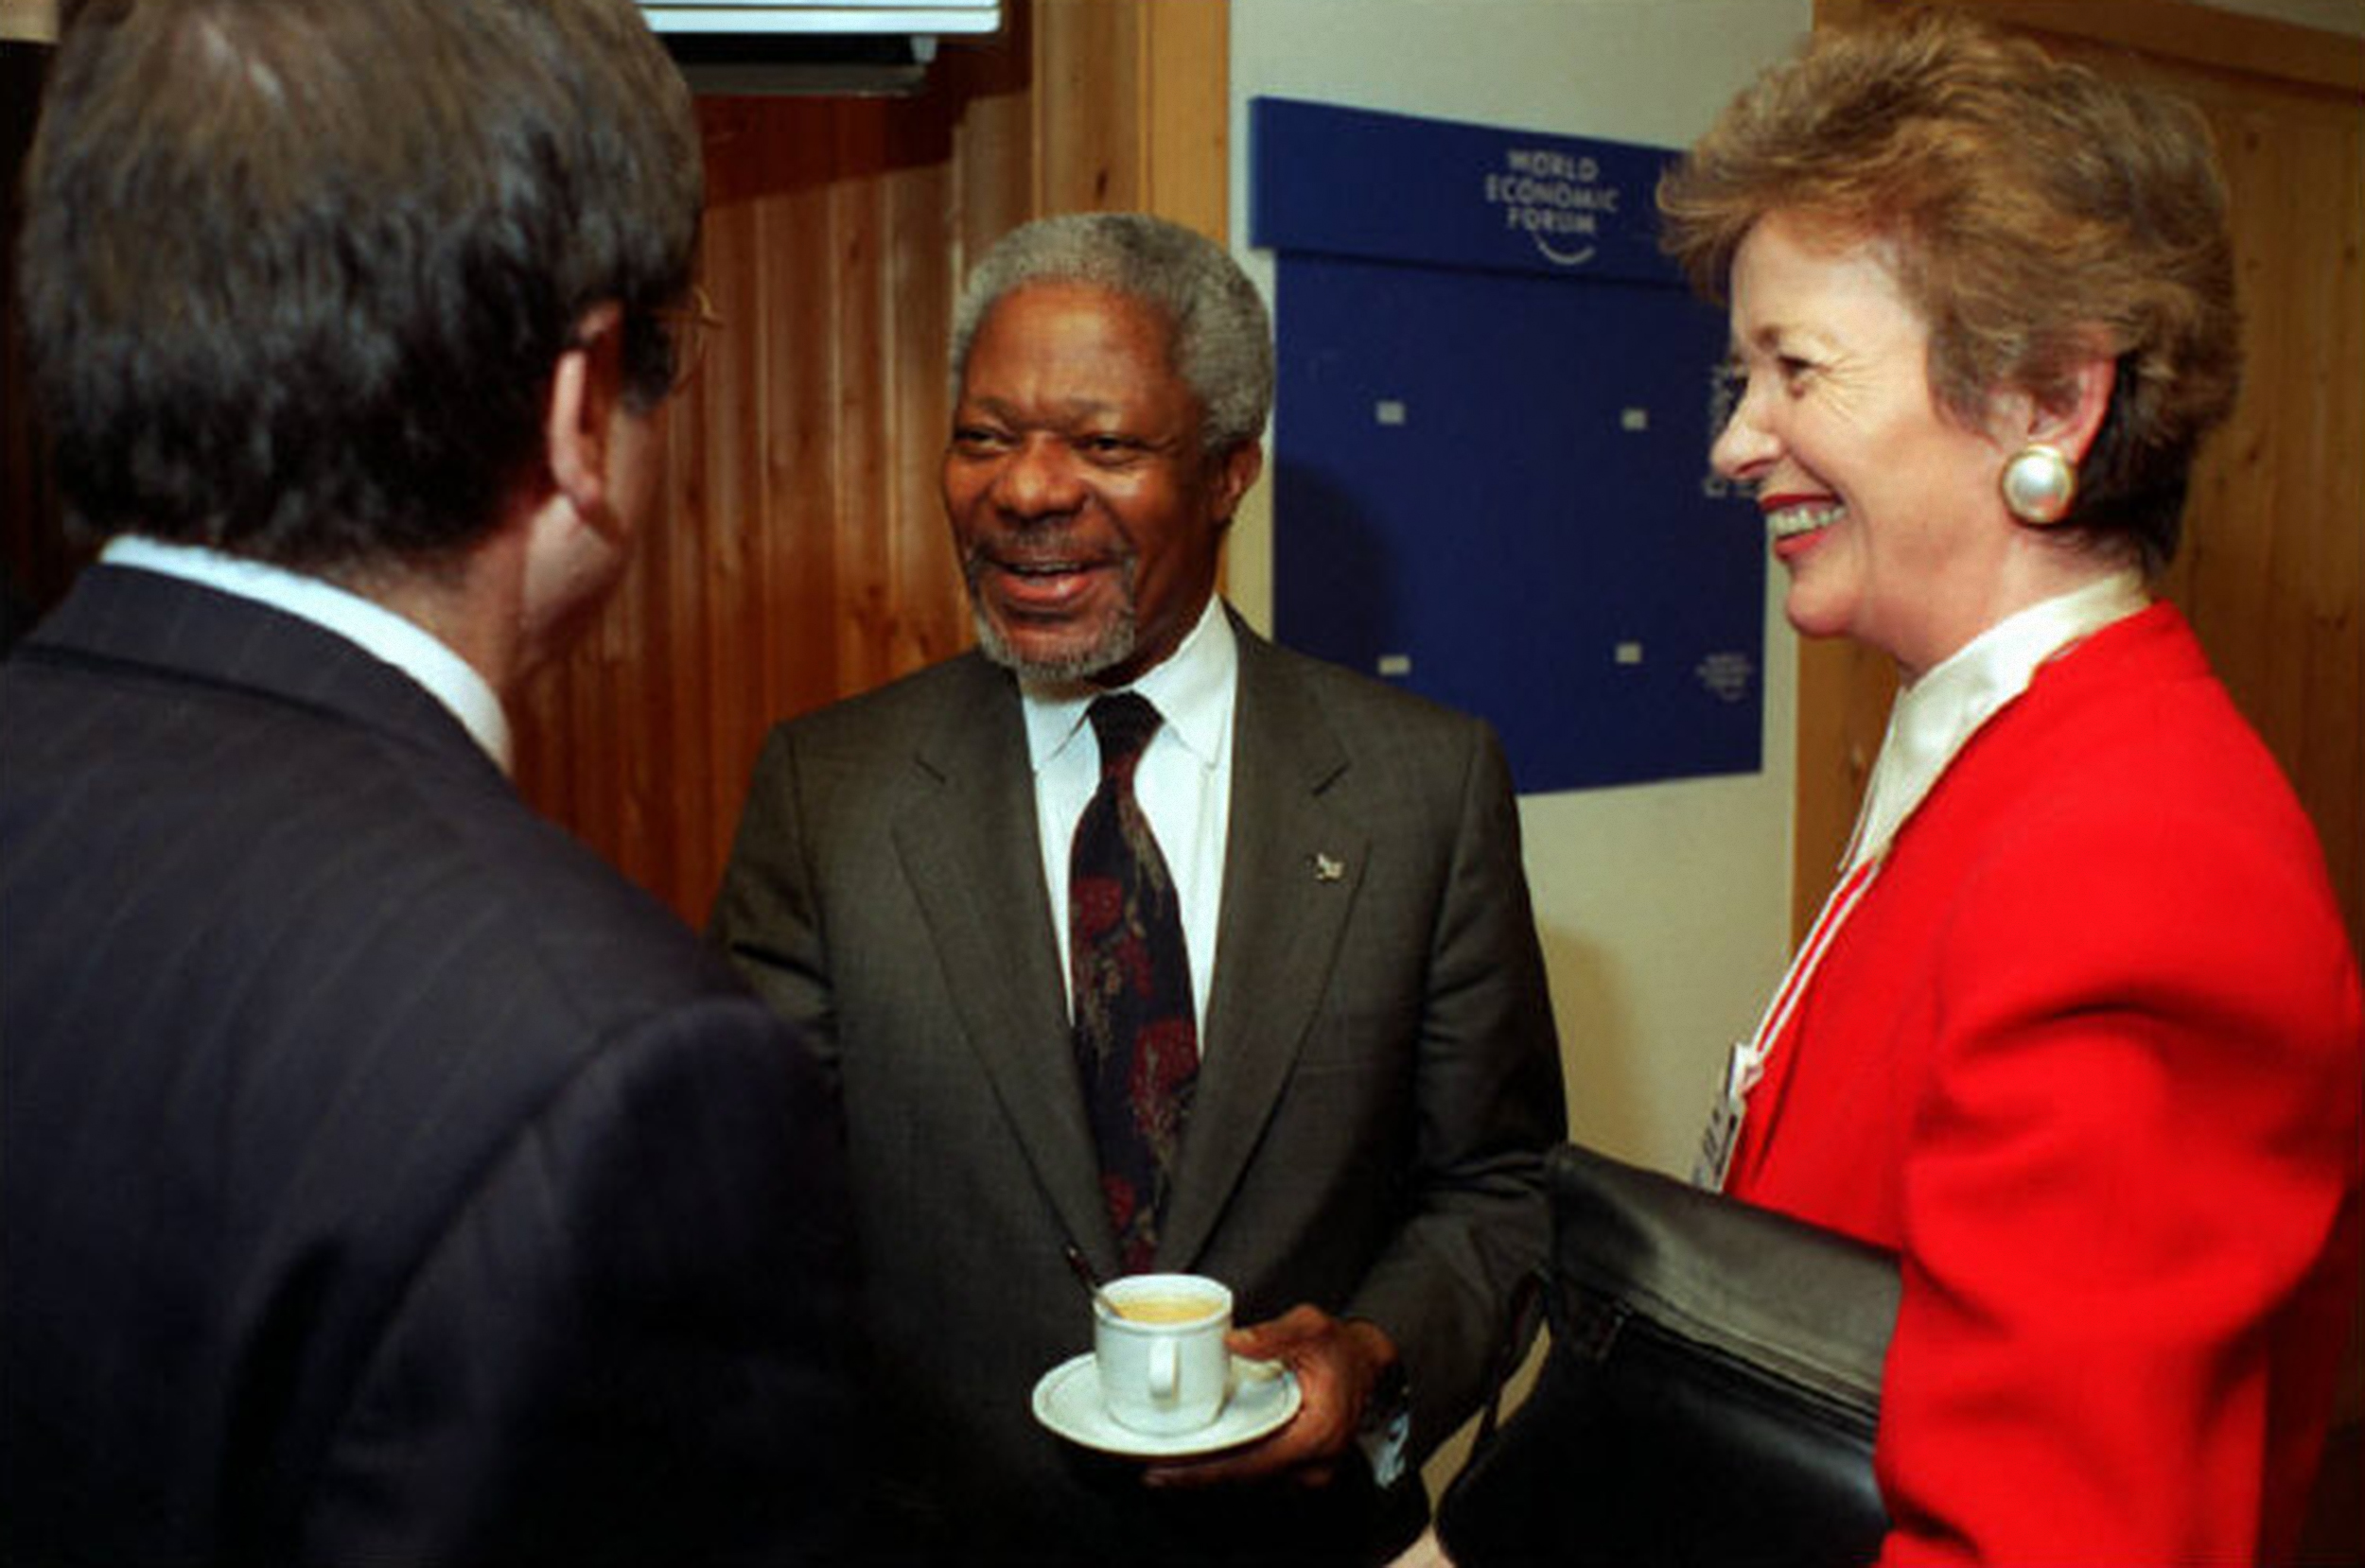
[[1062, 1243, 1121, 1317]]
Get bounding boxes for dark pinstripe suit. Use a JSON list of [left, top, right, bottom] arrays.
[[2, 564, 857, 1565]]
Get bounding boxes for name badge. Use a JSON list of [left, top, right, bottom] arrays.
[[1691, 1040, 1755, 1190]]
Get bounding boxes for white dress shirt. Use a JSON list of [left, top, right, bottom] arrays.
[[100, 534, 514, 773], [1024, 596, 1236, 1038], [1023, 597, 1413, 1482]]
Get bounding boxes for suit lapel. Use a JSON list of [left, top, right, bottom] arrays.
[[887, 660, 1117, 1274], [1160, 625, 1367, 1269]]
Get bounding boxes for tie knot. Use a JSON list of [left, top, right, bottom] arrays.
[[1087, 692, 1163, 775]]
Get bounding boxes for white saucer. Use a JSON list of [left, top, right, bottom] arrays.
[[1031, 1352, 1302, 1458]]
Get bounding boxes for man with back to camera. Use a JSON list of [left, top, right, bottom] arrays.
[[0, 1, 855, 1561], [710, 212, 1566, 1565]]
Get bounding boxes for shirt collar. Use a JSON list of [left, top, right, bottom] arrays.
[[1020, 595, 1237, 775], [1847, 568, 2148, 870], [100, 534, 515, 774]]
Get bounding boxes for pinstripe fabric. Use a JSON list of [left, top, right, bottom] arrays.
[[2, 566, 857, 1565]]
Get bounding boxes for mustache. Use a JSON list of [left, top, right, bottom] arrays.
[[962, 531, 1134, 573]]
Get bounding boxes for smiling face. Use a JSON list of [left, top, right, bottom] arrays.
[[944, 282, 1260, 687], [1712, 213, 2026, 681]]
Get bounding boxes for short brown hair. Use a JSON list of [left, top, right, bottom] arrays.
[[1658, 8, 2239, 569]]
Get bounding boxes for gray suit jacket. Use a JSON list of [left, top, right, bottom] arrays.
[[712, 610, 1563, 1563]]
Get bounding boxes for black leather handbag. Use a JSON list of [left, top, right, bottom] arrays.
[[1436, 1142, 1901, 1567]]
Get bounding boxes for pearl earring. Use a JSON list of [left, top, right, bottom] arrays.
[[2000, 443, 2077, 526]]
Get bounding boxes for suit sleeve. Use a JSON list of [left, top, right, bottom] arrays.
[[710, 726, 839, 1064], [1346, 722, 1567, 1457], [1873, 801, 2363, 1564], [299, 996, 861, 1566]]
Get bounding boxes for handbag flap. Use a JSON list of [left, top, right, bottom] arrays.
[[1549, 1142, 1901, 1412]]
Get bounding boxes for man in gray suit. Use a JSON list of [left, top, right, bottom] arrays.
[[712, 213, 1564, 1564], [1, 2, 852, 1560]]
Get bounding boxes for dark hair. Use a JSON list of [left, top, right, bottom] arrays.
[[1658, 8, 2239, 570], [19, 0, 702, 573], [950, 213, 1275, 455]]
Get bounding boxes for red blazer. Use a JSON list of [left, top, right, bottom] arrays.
[[1729, 604, 2363, 1565]]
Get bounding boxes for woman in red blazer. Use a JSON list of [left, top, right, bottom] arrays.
[[1658, 13, 2364, 1563]]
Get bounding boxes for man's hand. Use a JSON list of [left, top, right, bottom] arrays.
[[1143, 1305, 1398, 1490]]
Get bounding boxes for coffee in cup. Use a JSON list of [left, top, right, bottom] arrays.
[[1093, 1273, 1232, 1436]]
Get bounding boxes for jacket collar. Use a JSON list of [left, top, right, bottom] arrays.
[[22, 564, 504, 791]]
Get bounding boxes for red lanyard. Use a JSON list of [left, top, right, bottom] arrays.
[[1695, 852, 1883, 1189]]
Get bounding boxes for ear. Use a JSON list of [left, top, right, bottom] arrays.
[[543, 302, 625, 532], [2022, 346, 2116, 466], [1208, 440, 1265, 526]]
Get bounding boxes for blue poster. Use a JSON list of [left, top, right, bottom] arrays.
[[1253, 97, 1762, 794]]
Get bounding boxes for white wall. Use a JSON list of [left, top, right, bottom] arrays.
[[1226, 0, 1816, 1179]]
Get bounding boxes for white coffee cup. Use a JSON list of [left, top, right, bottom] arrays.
[[1093, 1273, 1233, 1436]]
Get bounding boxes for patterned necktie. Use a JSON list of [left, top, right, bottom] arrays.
[[1070, 691, 1199, 1274]]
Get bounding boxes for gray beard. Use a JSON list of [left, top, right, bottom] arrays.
[[970, 600, 1139, 685]]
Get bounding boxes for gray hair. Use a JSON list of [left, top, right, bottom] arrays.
[[949, 213, 1275, 453]]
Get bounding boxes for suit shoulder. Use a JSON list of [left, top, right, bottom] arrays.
[[760, 653, 1007, 757], [441, 798, 762, 1026], [1249, 633, 1498, 746]]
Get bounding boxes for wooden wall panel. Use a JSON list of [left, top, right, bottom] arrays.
[[512, 0, 1230, 926], [2159, 66, 2365, 963], [1143, 0, 1232, 238], [1791, 638, 1896, 898], [948, 0, 1036, 270], [1036, 0, 1144, 212]]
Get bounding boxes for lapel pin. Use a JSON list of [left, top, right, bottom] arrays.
[[1311, 852, 1345, 883]]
